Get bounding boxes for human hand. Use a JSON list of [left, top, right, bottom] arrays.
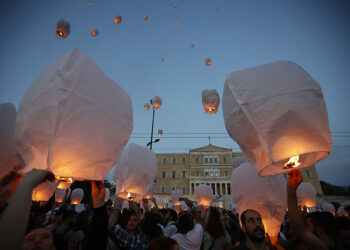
[[184, 197, 193, 208], [114, 197, 123, 209], [20, 169, 55, 189], [91, 181, 105, 208], [142, 199, 149, 212], [287, 169, 303, 191], [0, 166, 23, 207]]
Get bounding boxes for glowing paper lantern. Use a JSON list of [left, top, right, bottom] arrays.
[[231, 162, 287, 237], [144, 15, 148, 21], [177, 24, 181, 28], [15, 49, 133, 180], [216, 8, 219, 12], [232, 157, 246, 168], [57, 179, 72, 189], [202, 89, 220, 114], [190, 44, 194, 48], [56, 19, 70, 39], [0, 103, 23, 178], [156, 198, 164, 209], [181, 201, 190, 211], [172, 190, 183, 206], [114, 15, 122, 24], [71, 188, 84, 205], [151, 96, 162, 109], [104, 188, 110, 202], [174, 4, 177, 8], [205, 58, 212, 66], [144, 180, 156, 199], [90, 29, 99, 36], [168, 200, 173, 209], [296, 183, 316, 208], [337, 206, 346, 217], [89, 1, 92, 6], [223, 61, 332, 176], [114, 143, 157, 201], [144, 103, 150, 111], [321, 202, 335, 215], [158, 129, 163, 136], [195, 184, 212, 207], [175, 19, 179, 23], [32, 182, 59, 201], [55, 188, 71, 203], [161, 58, 164, 62]]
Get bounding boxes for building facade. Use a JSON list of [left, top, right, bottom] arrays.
[[154, 144, 324, 209]]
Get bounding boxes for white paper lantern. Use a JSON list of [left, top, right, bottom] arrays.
[[205, 58, 212, 66], [0, 103, 23, 178], [122, 200, 129, 211], [296, 183, 316, 208], [32, 182, 59, 201], [232, 157, 246, 168], [114, 143, 157, 201], [104, 188, 110, 202], [168, 200, 173, 209], [195, 184, 213, 207], [90, 28, 99, 37], [151, 96, 162, 109], [144, 103, 150, 111], [342, 200, 350, 209], [144, 179, 156, 199], [71, 188, 84, 205], [223, 61, 332, 176], [202, 89, 220, 114], [114, 15, 122, 24], [158, 129, 163, 136], [55, 188, 71, 203], [181, 201, 190, 211], [56, 19, 70, 38], [321, 202, 335, 215], [231, 162, 287, 237], [156, 198, 164, 209], [172, 190, 183, 206], [15, 49, 133, 180], [337, 206, 346, 217], [57, 181, 72, 189]]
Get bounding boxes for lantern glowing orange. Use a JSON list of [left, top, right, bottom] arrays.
[[202, 89, 220, 114], [161, 57, 164, 62], [156, 198, 164, 209], [296, 183, 316, 208], [195, 184, 213, 207], [175, 19, 179, 23], [89, 1, 92, 6], [71, 188, 84, 205], [90, 29, 99, 36], [56, 176, 73, 189], [114, 15, 122, 24], [158, 129, 163, 136], [32, 182, 59, 201], [144, 103, 150, 111], [190, 44, 194, 48], [216, 8, 219, 12], [205, 58, 212, 66], [55, 188, 71, 203], [56, 19, 70, 39], [172, 190, 183, 206], [223, 61, 332, 176], [151, 96, 162, 109], [144, 15, 148, 21], [177, 24, 181, 28], [174, 4, 177, 8], [321, 202, 335, 216]]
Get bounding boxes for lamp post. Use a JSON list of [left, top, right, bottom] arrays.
[[145, 96, 162, 150]]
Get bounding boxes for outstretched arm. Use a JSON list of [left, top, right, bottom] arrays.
[[184, 197, 204, 227]]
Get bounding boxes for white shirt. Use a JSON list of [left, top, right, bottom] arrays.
[[164, 221, 178, 237], [171, 223, 203, 250]]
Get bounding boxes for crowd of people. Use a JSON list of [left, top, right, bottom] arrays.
[[0, 167, 349, 250]]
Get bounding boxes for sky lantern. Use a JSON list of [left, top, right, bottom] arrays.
[[158, 129, 163, 136], [55, 188, 71, 203], [104, 188, 110, 202], [114, 143, 157, 201], [144, 103, 150, 111], [232, 157, 246, 168], [161, 57, 164, 62], [190, 43, 194, 48], [56, 177, 72, 189], [0, 103, 23, 178], [151, 96, 162, 109], [144, 179, 156, 199], [223, 61, 332, 176], [195, 184, 213, 207], [180, 1, 184, 4], [90, 28, 99, 36], [216, 8, 219, 12], [175, 19, 179, 23], [182, 201, 190, 211], [174, 4, 177, 8], [114, 15, 122, 24], [202, 89, 220, 114], [296, 183, 316, 208], [205, 58, 212, 66], [15, 49, 133, 181], [337, 206, 347, 217], [321, 202, 335, 215], [56, 19, 70, 39], [71, 188, 84, 205], [231, 162, 287, 237], [177, 24, 181, 28], [89, 1, 92, 6], [144, 15, 148, 21], [156, 198, 164, 209], [172, 190, 183, 206], [32, 182, 59, 201]]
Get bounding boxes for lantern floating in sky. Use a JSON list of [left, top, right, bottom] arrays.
[[144, 103, 150, 111], [56, 19, 70, 39], [232, 157, 246, 168], [114, 143, 157, 201], [71, 188, 84, 205], [216, 8, 219, 12], [296, 183, 316, 208], [90, 29, 99, 36], [151, 96, 162, 109], [180, 1, 184, 4], [231, 162, 287, 237], [144, 15, 148, 21], [195, 184, 213, 207], [161, 57, 164, 62], [321, 202, 335, 215], [174, 4, 177, 8], [223, 61, 332, 176], [201, 89, 220, 114], [32, 182, 59, 201], [158, 129, 163, 136], [55, 188, 71, 203], [89, 1, 92, 6], [156, 198, 164, 209], [172, 190, 183, 206], [177, 24, 181, 28], [15, 49, 133, 180], [0, 103, 23, 178], [205, 58, 212, 66], [175, 19, 179, 23], [190, 43, 194, 48], [114, 15, 122, 24]]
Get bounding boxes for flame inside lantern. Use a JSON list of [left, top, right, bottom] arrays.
[[284, 155, 301, 169]]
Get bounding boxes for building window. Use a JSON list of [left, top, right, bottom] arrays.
[[172, 171, 176, 178], [172, 186, 176, 191], [182, 171, 186, 178], [305, 170, 312, 178], [182, 186, 186, 193], [205, 157, 208, 163], [227, 183, 231, 195], [161, 186, 165, 193], [195, 157, 199, 164], [224, 170, 228, 176], [162, 171, 166, 178], [172, 158, 176, 164], [223, 157, 227, 163], [195, 171, 200, 176], [209, 157, 213, 163], [205, 172, 209, 176], [163, 158, 167, 165], [182, 158, 186, 164], [214, 157, 218, 163], [204, 169, 220, 177]]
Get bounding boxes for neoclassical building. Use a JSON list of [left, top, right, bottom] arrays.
[[154, 144, 323, 209]]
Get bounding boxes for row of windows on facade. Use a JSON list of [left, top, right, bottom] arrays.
[[160, 185, 187, 193], [161, 156, 228, 165], [159, 183, 232, 195], [161, 169, 230, 178]]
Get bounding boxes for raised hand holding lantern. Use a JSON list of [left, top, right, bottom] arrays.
[[56, 19, 70, 38], [71, 188, 84, 205], [195, 184, 213, 207], [114, 143, 157, 201], [202, 89, 220, 114], [223, 61, 332, 176], [172, 190, 183, 206], [296, 183, 316, 208], [231, 162, 287, 237], [15, 49, 133, 182]]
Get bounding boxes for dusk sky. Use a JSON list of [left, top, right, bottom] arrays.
[[1, 0, 349, 186]]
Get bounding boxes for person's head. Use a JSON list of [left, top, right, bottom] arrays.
[[126, 213, 139, 234], [206, 207, 225, 239], [305, 211, 337, 239], [140, 212, 163, 240], [240, 209, 265, 243], [336, 216, 350, 249], [23, 228, 55, 250], [165, 209, 177, 223], [148, 237, 179, 250], [177, 211, 194, 234]]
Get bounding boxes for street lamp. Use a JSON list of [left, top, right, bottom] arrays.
[[145, 96, 162, 149]]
